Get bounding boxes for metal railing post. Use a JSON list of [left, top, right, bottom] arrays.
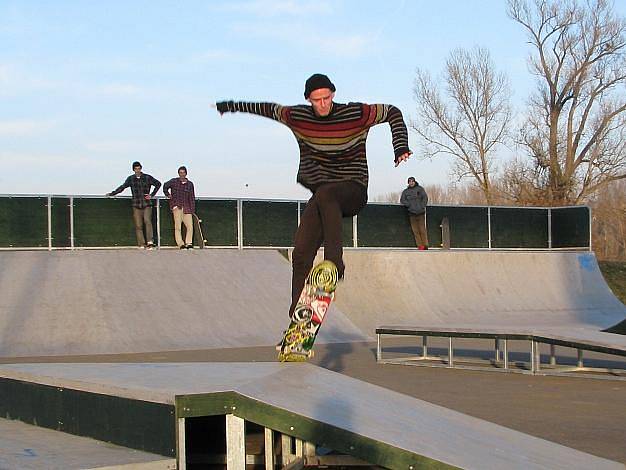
[[587, 206, 593, 251], [548, 208, 552, 250], [69, 197, 75, 249], [47, 196, 52, 251], [237, 199, 243, 250], [487, 206, 492, 250], [156, 198, 161, 248], [353, 215, 358, 248]]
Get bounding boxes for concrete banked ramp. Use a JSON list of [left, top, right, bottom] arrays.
[[335, 250, 626, 334], [0, 250, 366, 357], [0, 249, 624, 357]]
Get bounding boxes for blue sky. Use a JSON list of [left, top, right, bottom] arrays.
[[1, 1, 624, 200]]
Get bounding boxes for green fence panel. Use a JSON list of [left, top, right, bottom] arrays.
[[298, 202, 354, 247], [243, 201, 298, 247], [73, 197, 154, 247], [0, 196, 49, 248], [357, 204, 415, 248], [551, 206, 590, 248], [196, 200, 238, 246], [426, 206, 489, 248], [158, 202, 176, 247], [491, 207, 548, 249], [51, 197, 71, 248]]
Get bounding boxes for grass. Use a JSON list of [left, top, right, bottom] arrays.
[[599, 261, 626, 305], [599, 261, 626, 334]]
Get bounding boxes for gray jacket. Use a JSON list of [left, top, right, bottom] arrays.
[[400, 184, 428, 215]]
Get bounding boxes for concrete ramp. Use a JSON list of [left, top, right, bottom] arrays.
[[0, 362, 621, 469], [335, 250, 626, 333], [0, 250, 366, 357], [1, 249, 623, 358]]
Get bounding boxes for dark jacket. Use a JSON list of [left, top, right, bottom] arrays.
[[400, 184, 428, 215], [109, 173, 161, 209]]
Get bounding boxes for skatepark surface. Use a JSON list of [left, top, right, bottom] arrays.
[[1, 249, 624, 357], [1, 248, 625, 466]]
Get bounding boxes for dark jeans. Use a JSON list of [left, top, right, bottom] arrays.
[[290, 181, 367, 316]]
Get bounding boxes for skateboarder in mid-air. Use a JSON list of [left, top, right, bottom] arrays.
[[216, 74, 412, 357]]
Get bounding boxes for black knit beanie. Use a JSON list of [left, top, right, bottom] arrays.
[[304, 74, 336, 99]]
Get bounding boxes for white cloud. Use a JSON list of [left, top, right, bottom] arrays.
[[0, 119, 55, 136], [0, 151, 94, 166], [231, 22, 373, 58], [222, 0, 333, 17], [84, 139, 147, 154]]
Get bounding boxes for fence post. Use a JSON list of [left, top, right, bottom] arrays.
[[47, 196, 52, 251], [548, 208, 552, 250], [237, 199, 243, 250], [69, 197, 75, 249], [587, 206, 593, 251], [487, 206, 492, 250]]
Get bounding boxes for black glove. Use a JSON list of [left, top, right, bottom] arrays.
[[216, 101, 234, 114]]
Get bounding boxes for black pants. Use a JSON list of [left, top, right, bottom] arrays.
[[289, 181, 367, 316]]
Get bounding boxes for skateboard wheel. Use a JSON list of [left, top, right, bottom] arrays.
[[308, 260, 338, 293]]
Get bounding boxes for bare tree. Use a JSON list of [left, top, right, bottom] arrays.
[[589, 179, 626, 260], [412, 47, 512, 205], [508, 0, 626, 205]]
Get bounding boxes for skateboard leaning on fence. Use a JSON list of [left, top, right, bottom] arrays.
[[278, 260, 338, 362], [192, 214, 206, 249]]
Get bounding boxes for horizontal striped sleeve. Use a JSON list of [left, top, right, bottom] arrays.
[[230, 101, 289, 125], [367, 104, 411, 160]]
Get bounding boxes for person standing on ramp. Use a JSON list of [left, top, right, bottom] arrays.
[[215, 73, 412, 324]]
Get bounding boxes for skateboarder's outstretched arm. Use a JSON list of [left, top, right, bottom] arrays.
[[215, 101, 289, 125]]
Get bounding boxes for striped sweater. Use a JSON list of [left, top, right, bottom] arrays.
[[220, 101, 411, 191]]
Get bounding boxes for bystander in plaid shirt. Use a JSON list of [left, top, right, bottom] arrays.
[[109, 173, 161, 209], [163, 178, 196, 213]]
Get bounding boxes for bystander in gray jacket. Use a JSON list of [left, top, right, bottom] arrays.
[[400, 177, 429, 249]]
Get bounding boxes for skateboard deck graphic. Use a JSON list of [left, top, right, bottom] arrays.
[[278, 260, 338, 362], [192, 214, 206, 249]]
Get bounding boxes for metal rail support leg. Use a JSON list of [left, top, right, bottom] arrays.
[[535, 341, 541, 372], [503, 339, 509, 370], [495, 338, 501, 362], [422, 336, 428, 358], [531, 341, 538, 373], [550, 345, 556, 366], [577, 349, 584, 368], [448, 337, 454, 367], [376, 334, 381, 361]]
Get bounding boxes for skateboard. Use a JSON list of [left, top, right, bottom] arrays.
[[278, 260, 338, 362], [192, 214, 206, 249]]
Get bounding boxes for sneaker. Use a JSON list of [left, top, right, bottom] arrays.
[[185, 244, 193, 249], [146, 242, 155, 250], [179, 245, 186, 250]]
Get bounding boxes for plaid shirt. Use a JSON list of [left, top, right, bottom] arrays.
[[163, 177, 196, 213], [110, 173, 161, 209]]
